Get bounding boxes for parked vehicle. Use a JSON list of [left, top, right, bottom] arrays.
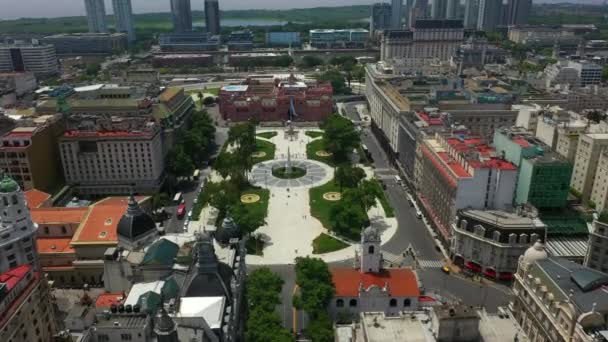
[[173, 192, 183, 204], [177, 204, 186, 219]]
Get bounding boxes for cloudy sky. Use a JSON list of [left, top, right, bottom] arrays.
[[0, 0, 601, 20]]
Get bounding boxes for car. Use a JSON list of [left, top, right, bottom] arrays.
[[441, 266, 450, 274]]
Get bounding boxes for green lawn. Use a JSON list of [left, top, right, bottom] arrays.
[[369, 179, 395, 217], [253, 139, 276, 163], [306, 138, 336, 166], [309, 180, 341, 229], [241, 185, 270, 220], [305, 131, 324, 138], [312, 233, 349, 254], [204, 88, 220, 96], [256, 131, 278, 139]]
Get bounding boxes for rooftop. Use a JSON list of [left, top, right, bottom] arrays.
[[95, 293, 124, 309], [360, 312, 427, 342], [461, 210, 546, 229], [30, 207, 89, 225], [24, 189, 51, 209], [0, 265, 31, 291], [94, 314, 148, 328], [63, 130, 154, 139], [379, 83, 410, 112], [159, 87, 182, 103], [36, 237, 75, 254], [331, 268, 420, 297], [545, 236, 589, 259], [178, 296, 225, 329]]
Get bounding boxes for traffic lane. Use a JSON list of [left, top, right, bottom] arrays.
[[361, 130, 390, 169], [419, 268, 510, 312], [381, 180, 443, 260]]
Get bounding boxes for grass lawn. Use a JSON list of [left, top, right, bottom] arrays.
[[369, 179, 395, 218], [305, 131, 324, 138], [256, 131, 278, 139], [309, 180, 341, 229], [312, 233, 349, 254], [205, 88, 220, 96], [240, 185, 270, 220], [306, 138, 336, 166], [253, 139, 276, 163]]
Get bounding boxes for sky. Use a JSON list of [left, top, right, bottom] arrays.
[[0, 0, 602, 20]]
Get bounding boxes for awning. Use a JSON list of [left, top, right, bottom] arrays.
[[499, 272, 513, 280], [419, 296, 436, 302], [483, 268, 497, 278], [464, 262, 481, 272]]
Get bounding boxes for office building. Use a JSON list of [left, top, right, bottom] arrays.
[[571, 133, 608, 203], [493, 127, 572, 209], [506, 0, 532, 26], [309, 29, 369, 48], [159, 32, 220, 52], [391, 0, 403, 29], [464, 0, 480, 29], [451, 209, 546, 279], [112, 0, 136, 42], [431, 0, 447, 19], [0, 43, 58, 77], [204, 0, 221, 35], [0, 265, 57, 342], [170, 0, 192, 33], [266, 32, 301, 47], [0, 116, 64, 193], [446, 0, 459, 19], [416, 133, 518, 241], [84, 0, 107, 33], [227, 30, 254, 51], [585, 218, 608, 273], [477, 0, 502, 31], [219, 74, 333, 122], [510, 247, 608, 342], [570, 60, 603, 86], [371, 2, 393, 34], [508, 25, 581, 47], [42, 33, 128, 55]]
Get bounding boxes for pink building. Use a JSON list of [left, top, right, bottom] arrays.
[[219, 75, 333, 122]]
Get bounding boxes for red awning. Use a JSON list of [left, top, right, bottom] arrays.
[[499, 272, 513, 280], [419, 296, 436, 302], [483, 269, 497, 278], [464, 262, 481, 272]]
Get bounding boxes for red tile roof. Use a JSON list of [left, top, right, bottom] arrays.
[[331, 268, 420, 297], [24, 189, 51, 209], [36, 237, 75, 254], [95, 293, 124, 309], [30, 207, 89, 225], [513, 137, 531, 148], [0, 265, 32, 291]]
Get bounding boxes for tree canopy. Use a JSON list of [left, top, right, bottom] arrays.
[[321, 114, 360, 162], [317, 69, 347, 94], [300, 55, 324, 68], [335, 165, 365, 190], [293, 257, 335, 319]]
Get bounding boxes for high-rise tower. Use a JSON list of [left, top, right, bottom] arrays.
[[477, 0, 502, 31], [0, 175, 39, 273], [204, 0, 221, 35], [506, 0, 532, 26], [464, 0, 480, 29], [170, 0, 193, 33], [84, 0, 108, 33], [391, 0, 403, 29], [113, 0, 136, 42]]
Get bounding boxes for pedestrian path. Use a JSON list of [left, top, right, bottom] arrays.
[[382, 251, 404, 266], [417, 260, 444, 268]]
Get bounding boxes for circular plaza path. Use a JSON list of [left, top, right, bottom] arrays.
[[249, 159, 332, 188]]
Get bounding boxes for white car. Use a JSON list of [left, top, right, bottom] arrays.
[[187, 210, 193, 219]]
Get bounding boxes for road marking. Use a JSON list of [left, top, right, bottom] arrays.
[[382, 251, 404, 266], [418, 260, 444, 268]]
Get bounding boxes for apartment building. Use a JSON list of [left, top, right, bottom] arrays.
[[570, 60, 603, 87], [0, 265, 57, 342], [416, 133, 518, 242], [589, 151, 608, 213], [451, 209, 546, 279], [571, 133, 608, 202], [0, 115, 65, 192], [510, 247, 608, 342], [585, 218, 608, 273], [0, 43, 58, 77], [42, 33, 128, 55]]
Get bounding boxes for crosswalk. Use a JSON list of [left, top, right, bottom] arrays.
[[417, 260, 444, 268], [382, 251, 404, 265]]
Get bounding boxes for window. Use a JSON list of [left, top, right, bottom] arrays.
[[336, 299, 344, 307], [98, 335, 110, 342], [121, 333, 132, 341], [368, 246, 375, 254], [389, 298, 397, 307], [43, 227, 49, 235], [349, 299, 357, 307], [404, 299, 411, 307], [61, 226, 67, 234]]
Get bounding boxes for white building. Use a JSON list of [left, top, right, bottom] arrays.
[[329, 226, 420, 319], [543, 61, 581, 89], [85, 0, 108, 33], [590, 152, 608, 213], [0, 43, 58, 77], [569, 60, 603, 86], [0, 175, 39, 274], [59, 122, 165, 195], [585, 219, 608, 273], [570, 133, 608, 202]]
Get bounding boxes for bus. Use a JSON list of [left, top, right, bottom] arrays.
[[177, 204, 186, 219], [193, 169, 200, 181], [173, 192, 183, 204]]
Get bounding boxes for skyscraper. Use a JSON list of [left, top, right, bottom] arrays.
[[506, 0, 532, 25], [205, 0, 221, 35], [84, 0, 107, 33], [370, 3, 392, 34], [464, 0, 480, 29], [391, 0, 404, 29], [112, 0, 136, 42], [408, 0, 429, 27], [431, 0, 448, 19], [171, 0, 192, 33], [477, 0, 502, 31], [446, 0, 459, 19]]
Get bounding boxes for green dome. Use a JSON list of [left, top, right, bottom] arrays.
[[0, 175, 19, 193]]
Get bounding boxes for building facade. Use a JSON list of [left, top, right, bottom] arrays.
[[84, 0, 108, 33], [159, 32, 220, 52], [585, 219, 608, 274], [570, 133, 608, 203], [451, 209, 546, 280], [590, 151, 608, 213], [371, 2, 392, 34], [0, 43, 58, 77], [506, 0, 532, 26], [464, 0, 480, 28], [170, 0, 193, 33], [112, 0, 136, 42], [309, 29, 369, 48], [266, 32, 301, 47], [477, 0, 502, 31], [42, 33, 128, 55], [204, 0, 221, 35], [391, 0, 403, 29]]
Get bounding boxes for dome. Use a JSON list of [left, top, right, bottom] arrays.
[[362, 226, 380, 242], [216, 216, 241, 244], [0, 175, 19, 193], [117, 195, 156, 241], [522, 241, 548, 265]]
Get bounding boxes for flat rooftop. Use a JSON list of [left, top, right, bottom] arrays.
[[361, 312, 427, 342], [462, 210, 546, 229]]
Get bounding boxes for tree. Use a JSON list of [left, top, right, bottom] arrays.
[[335, 165, 365, 190], [321, 114, 360, 162], [202, 96, 215, 106], [230, 202, 266, 235], [352, 64, 365, 83], [85, 63, 101, 76], [317, 69, 347, 94], [245, 308, 293, 342], [276, 55, 294, 68], [330, 198, 369, 238], [293, 257, 335, 319], [603, 65, 608, 81], [247, 268, 284, 312], [166, 145, 194, 178], [300, 55, 324, 68], [307, 313, 334, 342], [587, 110, 606, 124]]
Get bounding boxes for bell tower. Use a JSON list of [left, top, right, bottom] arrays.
[[360, 226, 381, 273]]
